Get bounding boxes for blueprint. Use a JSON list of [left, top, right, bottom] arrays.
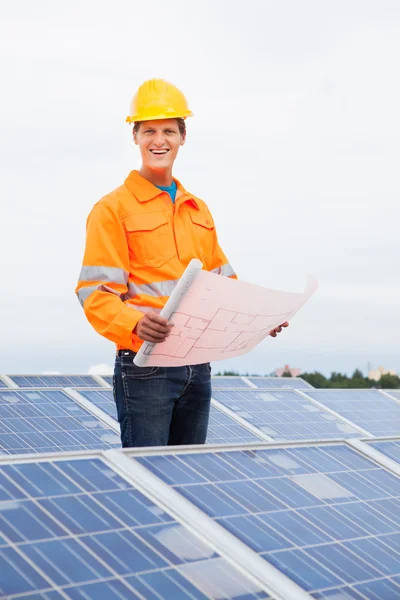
[[134, 259, 318, 367]]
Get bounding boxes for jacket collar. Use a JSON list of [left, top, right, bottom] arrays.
[[124, 170, 199, 209]]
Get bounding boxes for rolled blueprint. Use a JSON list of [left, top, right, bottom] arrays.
[[134, 259, 203, 366], [134, 259, 318, 367]]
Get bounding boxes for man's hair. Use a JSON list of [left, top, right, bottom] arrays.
[[133, 118, 186, 136]]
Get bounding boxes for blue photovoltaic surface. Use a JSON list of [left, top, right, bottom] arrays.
[[0, 380, 7, 389], [7, 375, 101, 388], [211, 377, 252, 388], [136, 443, 400, 598], [75, 389, 264, 445], [0, 390, 121, 455], [0, 457, 270, 599], [386, 390, 400, 402], [367, 439, 400, 465], [75, 389, 118, 420], [248, 378, 313, 390], [101, 375, 113, 386], [305, 390, 400, 437], [206, 407, 265, 445], [212, 389, 362, 441]]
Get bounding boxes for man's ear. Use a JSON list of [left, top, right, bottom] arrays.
[[180, 132, 186, 147], [133, 130, 138, 145]]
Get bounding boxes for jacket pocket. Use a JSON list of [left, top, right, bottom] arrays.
[[189, 211, 215, 266], [124, 212, 176, 268]]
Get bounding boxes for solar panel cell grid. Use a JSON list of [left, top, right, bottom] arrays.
[[305, 390, 400, 437], [207, 409, 264, 444], [212, 389, 362, 441], [211, 377, 251, 388], [0, 458, 270, 599], [8, 375, 100, 388], [248, 378, 312, 389], [75, 389, 265, 445], [101, 375, 113, 386], [0, 390, 121, 454], [75, 389, 118, 420], [368, 440, 400, 465], [136, 444, 400, 598]]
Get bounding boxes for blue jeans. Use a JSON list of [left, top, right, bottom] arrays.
[[113, 351, 212, 447]]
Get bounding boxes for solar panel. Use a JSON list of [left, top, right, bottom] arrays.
[[211, 377, 252, 388], [0, 390, 121, 454], [248, 378, 313, 389], [386, 390, 400, 402], [74, 389, 265, 445], [136, 442, 400, 598], [74, 388, 118, 420], [305, 389, 400, 437], [206, 407, 266, 445], [367, 439, 400, 465], [212, 389, 362, 441], [0, 379, 7, 388], [0, 456, 271, 599], [7, 375, 102, 388], [101, 375, 113, 386]]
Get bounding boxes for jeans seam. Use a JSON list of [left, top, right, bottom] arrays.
[[178, 366, 193, 399]]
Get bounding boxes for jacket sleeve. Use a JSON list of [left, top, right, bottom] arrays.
[[210, 225, 237, 279], [75, 201, 143, 348]]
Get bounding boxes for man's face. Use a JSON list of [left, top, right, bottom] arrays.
[[134, 119, 185, 170]]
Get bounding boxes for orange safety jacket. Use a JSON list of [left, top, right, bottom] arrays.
[[75, 170, 237, 352]]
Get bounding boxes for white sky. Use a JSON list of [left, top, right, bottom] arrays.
[[1, 0, 399, 376]]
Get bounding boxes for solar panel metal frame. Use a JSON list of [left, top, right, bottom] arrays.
[[98, 375, 113, 387], [64, 387, 120, 434], [379, 388, 400, 404], [0, 445, 311, 600], [2, 437, 400, 598], [0, 375, 17, 389], [353, 435, 400, 477], [121, 437, 400, 599]]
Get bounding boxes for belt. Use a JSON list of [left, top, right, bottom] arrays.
[[117, 349, 136, 357]]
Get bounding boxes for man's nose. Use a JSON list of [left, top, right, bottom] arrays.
[[154, 132, 165, 146]]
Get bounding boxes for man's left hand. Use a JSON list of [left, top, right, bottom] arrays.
[[269, 321, 289, 338]]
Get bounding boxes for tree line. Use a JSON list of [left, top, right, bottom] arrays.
[[214, 369, 400, 389]]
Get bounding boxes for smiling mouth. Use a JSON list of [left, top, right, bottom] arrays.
[[150, 149, 169, 155]]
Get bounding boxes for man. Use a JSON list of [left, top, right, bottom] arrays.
[[76, 78, 288, 448]]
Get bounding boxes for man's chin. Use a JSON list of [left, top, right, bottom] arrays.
[[146, 161, 172, 171]]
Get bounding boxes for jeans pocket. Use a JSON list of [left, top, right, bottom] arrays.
[[122, 361, 160, 380]]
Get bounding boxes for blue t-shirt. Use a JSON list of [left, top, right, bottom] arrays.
[[156, 180, 177, 203]]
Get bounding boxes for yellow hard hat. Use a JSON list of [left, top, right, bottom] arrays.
[[126, 78, 193, 124]]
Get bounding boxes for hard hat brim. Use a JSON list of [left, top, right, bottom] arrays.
[[126, 110, 193, 124]]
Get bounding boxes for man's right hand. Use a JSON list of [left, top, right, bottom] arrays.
[[133, 312, 173, 343]]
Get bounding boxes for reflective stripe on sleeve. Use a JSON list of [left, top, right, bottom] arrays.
[[76, 285, 100, 306], [124, 278, 179, 299], [77, 283, 125, 307], [126, 304, 160, 314], [211, 263, 236, 277], [79, 266, 128, 284]]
